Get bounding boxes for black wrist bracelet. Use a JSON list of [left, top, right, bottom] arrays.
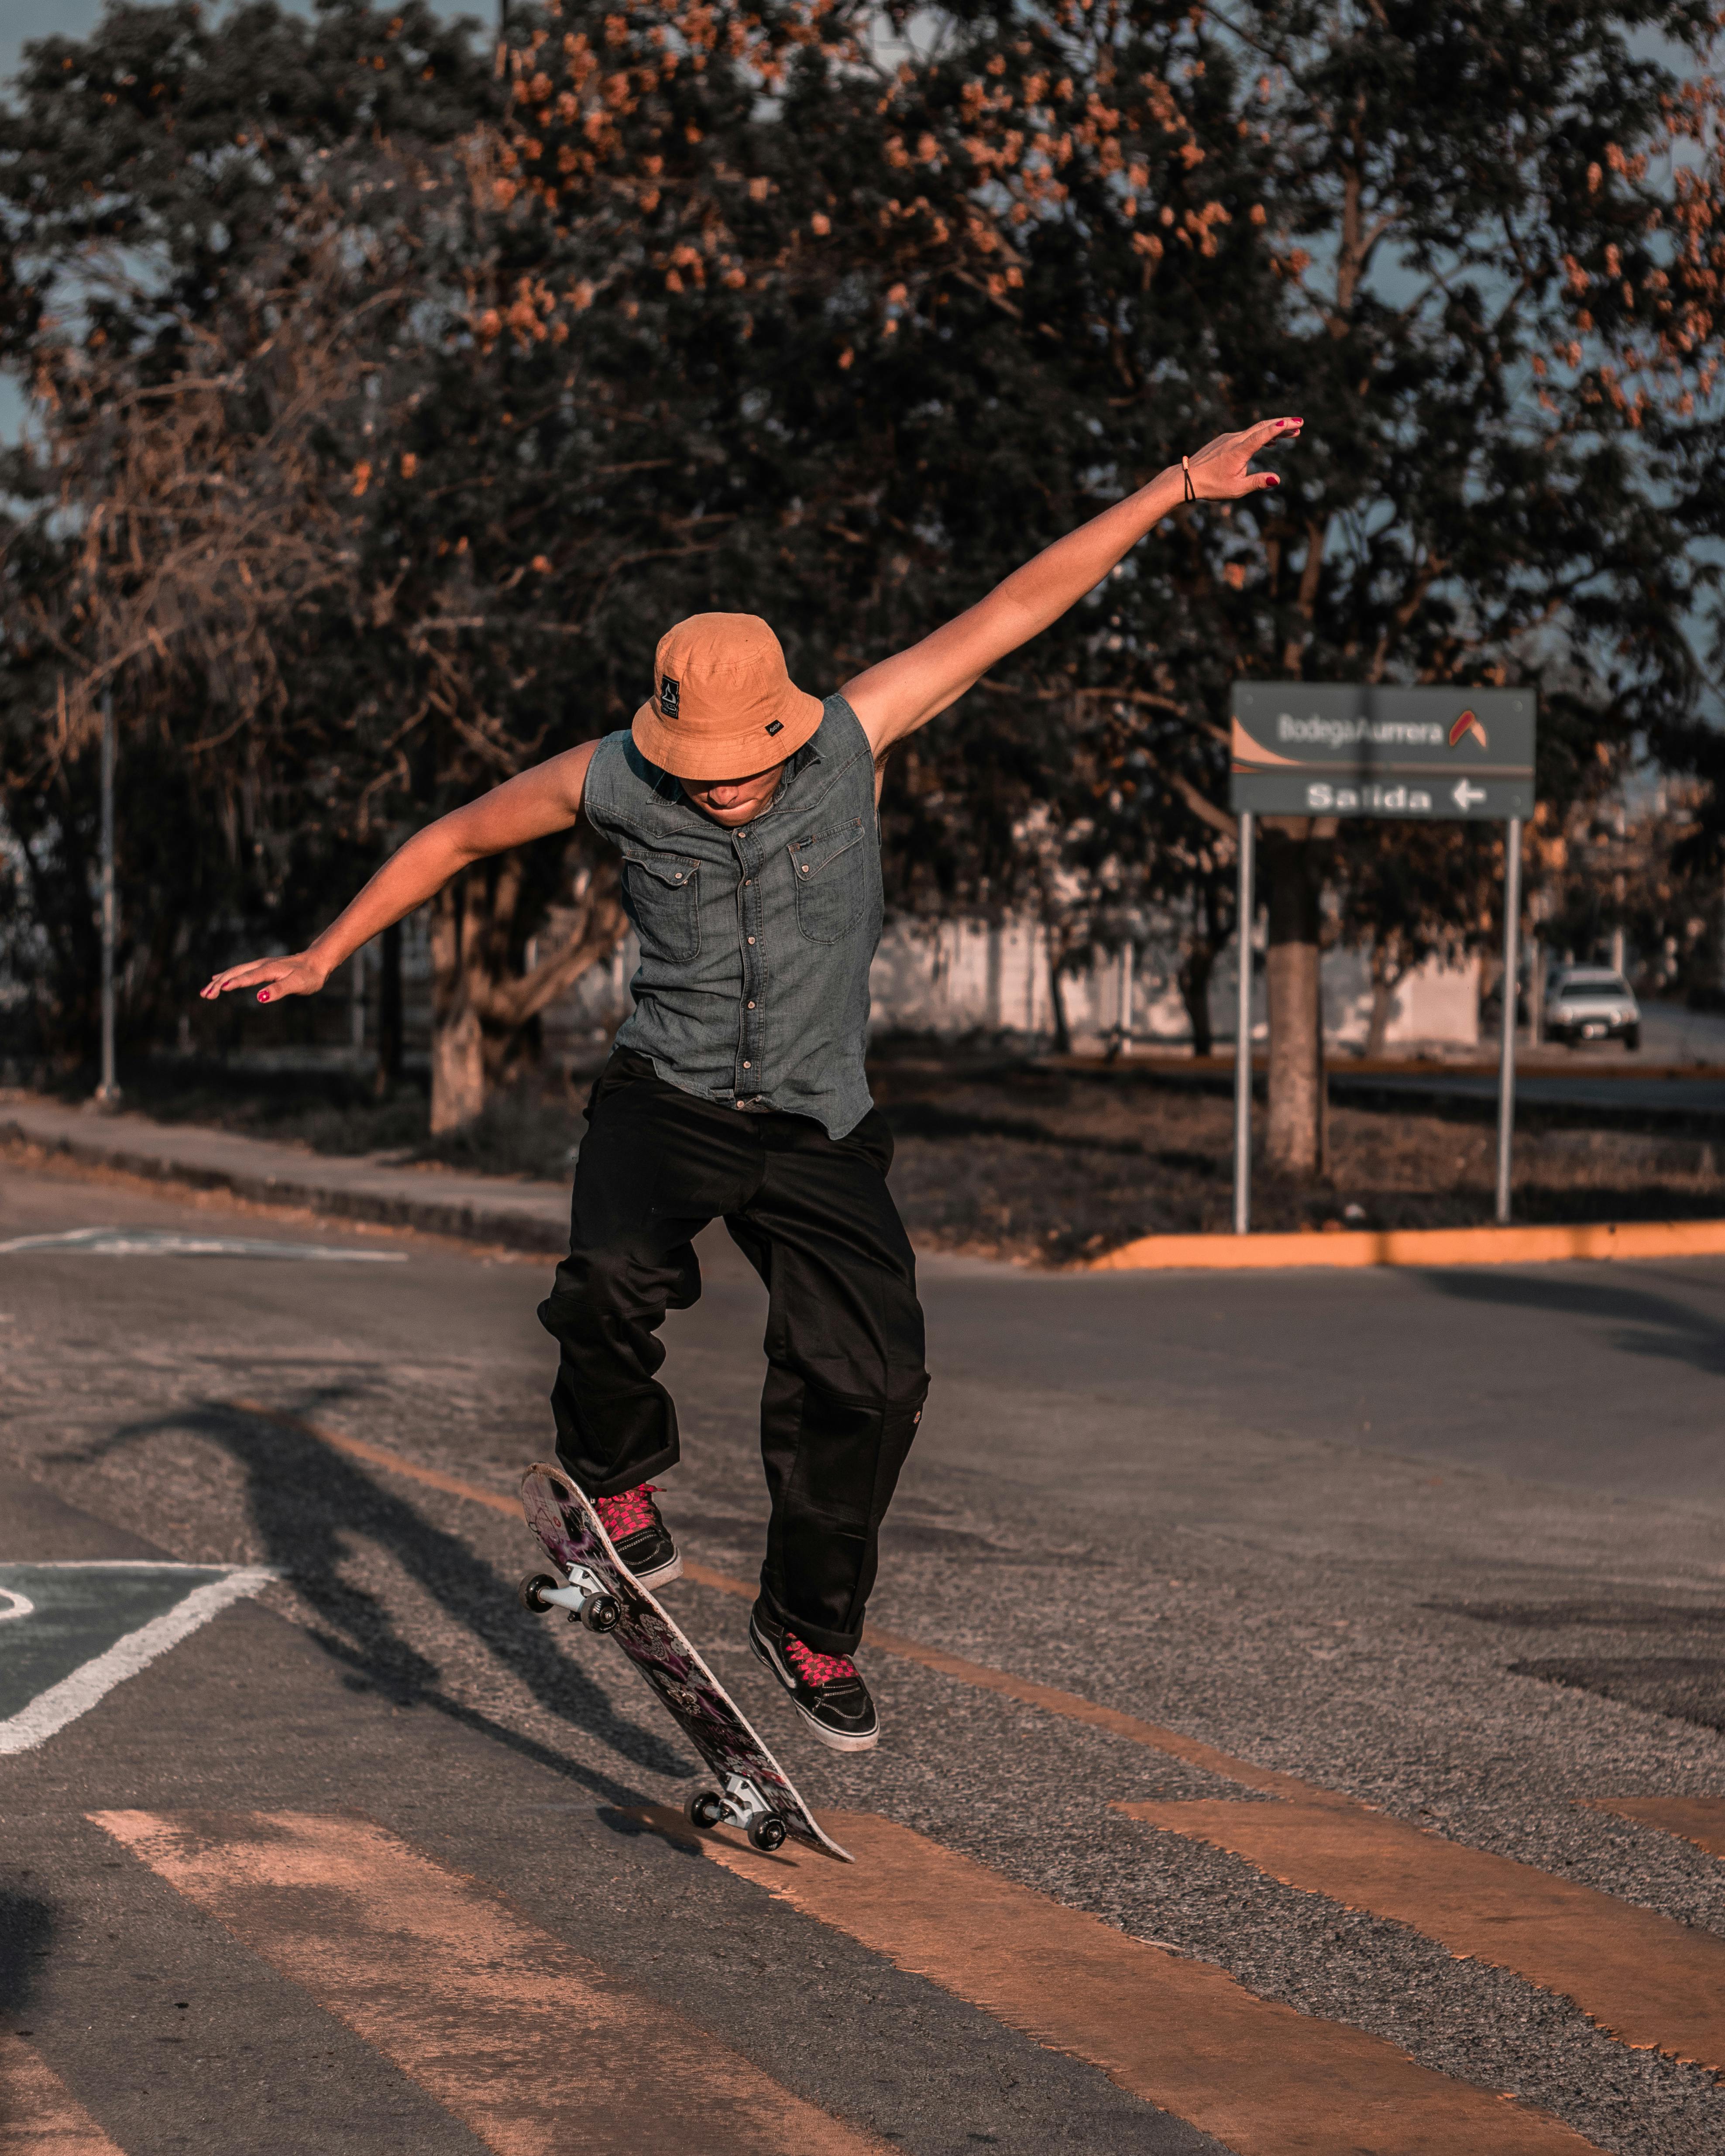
[[1182, 456, 1196, 503]]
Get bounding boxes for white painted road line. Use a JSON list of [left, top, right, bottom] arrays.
[[0, 1567, 276, 1755], [0, 1226, 406, 1260]]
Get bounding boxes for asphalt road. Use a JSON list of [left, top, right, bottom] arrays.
[[3, 1151, 1725, 2154]]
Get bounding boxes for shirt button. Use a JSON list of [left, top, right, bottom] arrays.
[[744, 879, 752, 886], [747, 999, 756, 1008], [742, 1061, 751, 1069], [747, 936, 756, 944], [799, 865, 810, 874]]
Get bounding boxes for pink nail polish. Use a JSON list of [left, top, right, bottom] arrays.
[[258, 991, 270, 1003], [1266, 475, 1280, 485]]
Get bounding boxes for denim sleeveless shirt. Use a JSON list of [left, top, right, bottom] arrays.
[[582, 693, 883, 1138]]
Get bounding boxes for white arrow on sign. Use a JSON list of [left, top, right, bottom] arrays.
[[1452, 779, 1487, 810]]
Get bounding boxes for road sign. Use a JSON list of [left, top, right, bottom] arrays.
[[1227, 680, 1537, 1238], [1229, 683, 1536, 820]]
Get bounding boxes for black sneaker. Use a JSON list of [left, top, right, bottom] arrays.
[[591, 1482, 681, 1587], [749, 1607, 879, 1752]]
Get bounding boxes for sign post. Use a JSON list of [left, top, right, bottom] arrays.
[[1227, 683, 1537, 1233], [95, 688, 120, 1110], [1234, 812, 1254, 1234], [1496, 821, 1522, 1225]]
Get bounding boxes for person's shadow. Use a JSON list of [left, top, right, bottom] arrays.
[[68, 1394, 690, 1803], [0, 1888, 53, 2029]]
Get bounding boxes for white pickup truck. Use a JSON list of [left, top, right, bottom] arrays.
[[1543, 967, 1641, 1051]]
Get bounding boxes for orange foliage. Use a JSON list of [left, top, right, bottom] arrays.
[[484, 0, 1253, 350]]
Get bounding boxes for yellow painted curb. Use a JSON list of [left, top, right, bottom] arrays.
[[1086, 1217, 1725, 1273]]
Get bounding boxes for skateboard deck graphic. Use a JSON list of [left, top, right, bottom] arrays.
[[519, 1463, 850, 1862]]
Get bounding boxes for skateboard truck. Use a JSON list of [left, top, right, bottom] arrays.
[[685, 1774, 789, 1854], [517, 1566, 621, 1635]]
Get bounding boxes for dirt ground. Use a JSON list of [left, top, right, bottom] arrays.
[[870, 1054, 1725, 1262], [95, 1048, 1725, 1265]]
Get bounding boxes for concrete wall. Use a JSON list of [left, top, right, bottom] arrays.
[[203, 908, 1479, 1078], [862, 920, 1478, 1054], [541, 913, 1481, 1061]]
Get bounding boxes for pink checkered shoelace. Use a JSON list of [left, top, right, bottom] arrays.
[[593, 1483, 661, 1538], [784, 1633, 858, 1687]]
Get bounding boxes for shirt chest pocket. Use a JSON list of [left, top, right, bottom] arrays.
[[788, 818, 869, 945], [620, 849, 701, 963]]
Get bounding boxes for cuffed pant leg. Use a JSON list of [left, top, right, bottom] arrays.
[[538, 1233, 700, 1496], [726, 1109, 929, 1655], [537, 1059, 751, 1497], [752, 1366, 926, 1654]]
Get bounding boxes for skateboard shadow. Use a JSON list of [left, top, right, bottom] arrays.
[[74, 1397, 690, 1799]]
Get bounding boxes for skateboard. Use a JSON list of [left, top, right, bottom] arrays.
[[517, 1463, 851, 1862]]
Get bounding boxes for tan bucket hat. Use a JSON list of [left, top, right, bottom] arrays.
[[632, 613, 824, 780]]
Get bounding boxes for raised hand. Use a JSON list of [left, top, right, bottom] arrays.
[[200, 951, 328, 1006], [1186, 415, 1303, 501]]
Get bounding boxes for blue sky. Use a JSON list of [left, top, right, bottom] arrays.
[[4, 0, 118, 85]]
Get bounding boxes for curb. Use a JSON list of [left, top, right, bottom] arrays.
[[10, 1108, 1724, 1279], [0, 1115, 570, 1257], [1046, 1052, 1725, 1083], [1086, 1218, 1725, 1273]]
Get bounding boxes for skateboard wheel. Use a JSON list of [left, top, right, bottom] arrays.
[[517, 1571, 559, 1614], [581, 1594, 622, 1634], [747, 1815, 787, 1854], [685, 1790, 726, 1830]]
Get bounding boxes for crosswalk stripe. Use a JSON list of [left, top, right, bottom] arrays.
[[89, 1809, 887, 2156], [0, 2031, 127, 2154], [1116, 1799, 1725, 2069], [232, 1406, 1710, 2087], [663, 1807, 1601, 2155], [1588, 1796, 1725, 1861]]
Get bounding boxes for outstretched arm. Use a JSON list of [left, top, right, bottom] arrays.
[[842, 418, 1302, 756], [200, 740, 599, 1006]]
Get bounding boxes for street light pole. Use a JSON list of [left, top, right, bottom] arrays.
[[95, 687, 120, 1109], [1495, 816, 1522, 1226]]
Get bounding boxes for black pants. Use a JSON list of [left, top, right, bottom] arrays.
[[537, 1052, 929, 1654]]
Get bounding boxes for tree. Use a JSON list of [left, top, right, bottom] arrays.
[[485, 0, 1287, 1081], [904, 0, 1725, 1167], [0, 224, 385, 1060], [1205, 0, 1725, 1168], [0, 1, 492, 1068], [0, 2, 636, 1117], [10, 0, 1724, 1168], [873, 1, 1725, 1174]]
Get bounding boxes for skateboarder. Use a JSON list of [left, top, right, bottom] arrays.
[[203, 418, 1301, 1750]]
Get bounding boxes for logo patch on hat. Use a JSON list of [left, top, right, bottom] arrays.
[[765, 718, 784, 737], [659, 676, 680, 719]]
